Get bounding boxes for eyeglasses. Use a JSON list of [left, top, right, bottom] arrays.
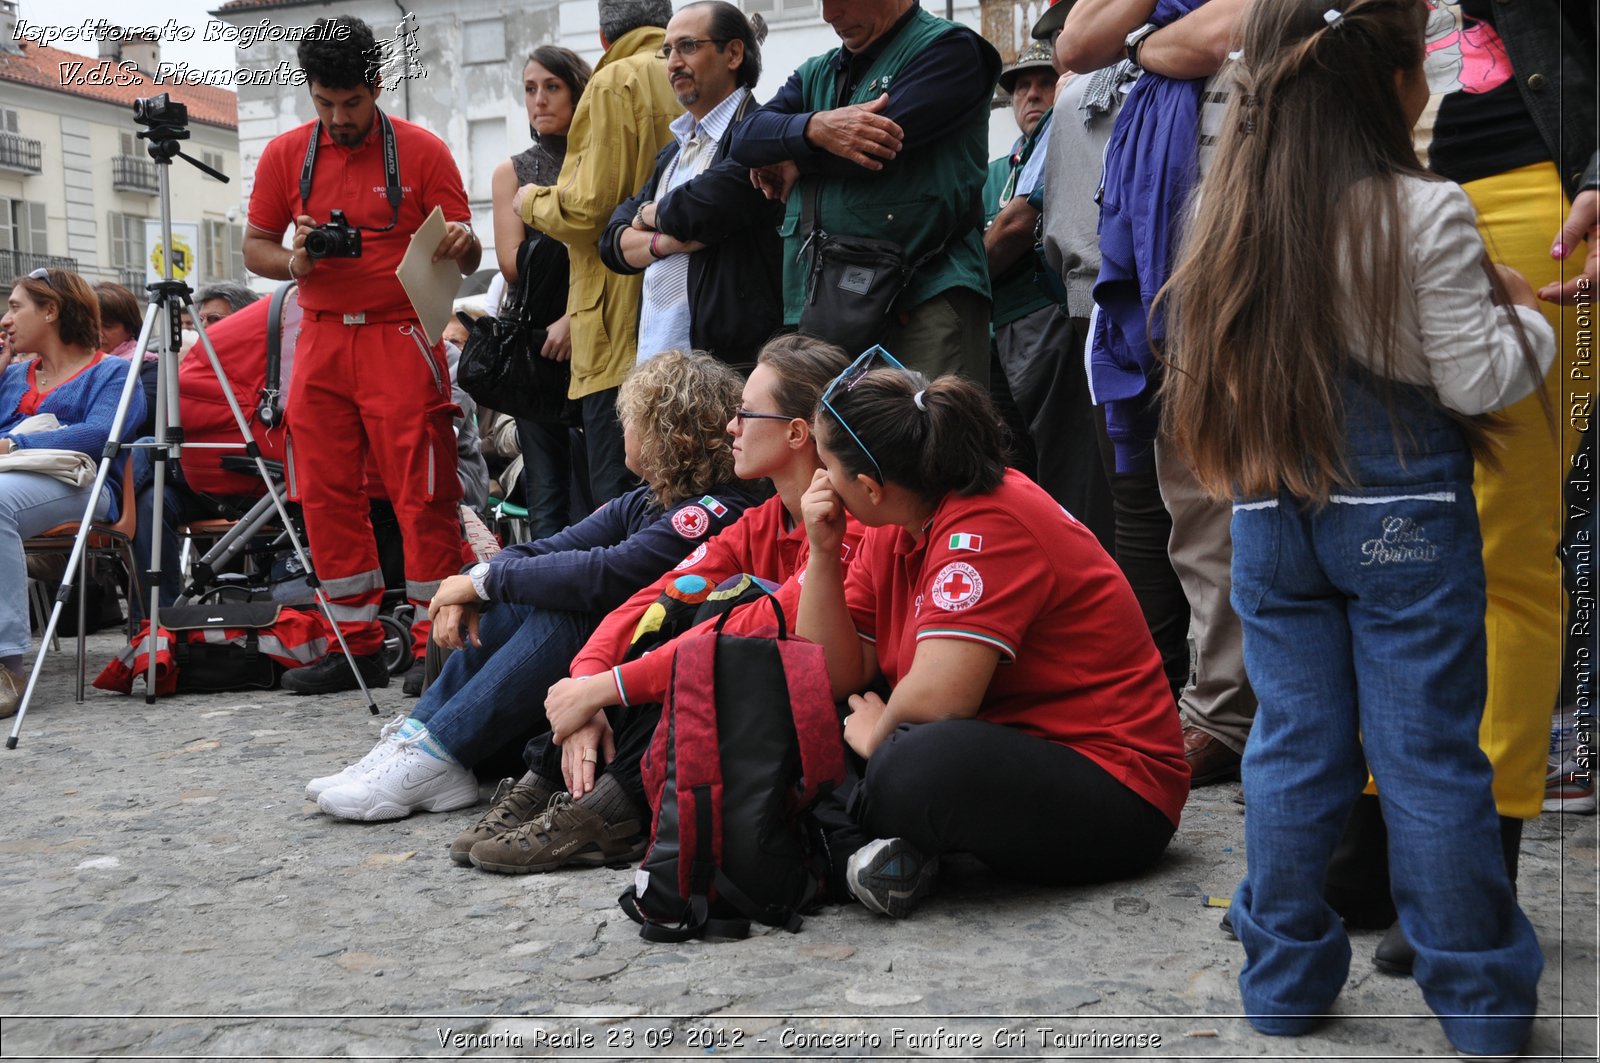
[[734, 408, 792, 426], [818, 345, 907, 483], [657, 37, 730, 59]]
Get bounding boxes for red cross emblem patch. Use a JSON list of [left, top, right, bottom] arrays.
[[674, 543, 708, 570], [931, 561, 983, 612], [672, 505, 710, 539]]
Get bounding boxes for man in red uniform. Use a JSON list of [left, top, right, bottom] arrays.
[[244, 15, 481, 693]]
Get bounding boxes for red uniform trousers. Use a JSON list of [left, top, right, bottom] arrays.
[[287, 311, 462, 657]]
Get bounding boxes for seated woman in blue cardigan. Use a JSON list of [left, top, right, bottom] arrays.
[[0, 268, 144, 716]]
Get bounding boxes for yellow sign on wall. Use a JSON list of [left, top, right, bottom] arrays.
[[144, 221, 202, 287]]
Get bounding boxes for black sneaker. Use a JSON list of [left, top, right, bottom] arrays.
[[280, 652, 390, 695], [401, 659, 427, 697], [845, 837, 937, 918]]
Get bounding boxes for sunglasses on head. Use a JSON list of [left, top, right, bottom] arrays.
[[819, 345, 907, 483]]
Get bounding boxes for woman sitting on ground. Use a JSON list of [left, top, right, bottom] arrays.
[[796, 351, 1188, 917], [306, 350, 760, 821], [1, 269, 145, 717], [457, 334, 861, 875]]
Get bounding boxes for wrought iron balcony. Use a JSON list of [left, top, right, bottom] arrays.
[[112, 155, 159, 194], [0, 132, 42, 174], [0, 250, 78, 279]]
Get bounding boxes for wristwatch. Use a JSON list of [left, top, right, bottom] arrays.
[[456, 220, 478, 243], [468, 561, 492, 601], [1124, 22, 1159, 71]]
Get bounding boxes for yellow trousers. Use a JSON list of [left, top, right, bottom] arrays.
[[1466, 161, 1584, 818]]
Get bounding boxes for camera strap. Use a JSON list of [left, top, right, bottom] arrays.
[[299, 110, 402, 233]]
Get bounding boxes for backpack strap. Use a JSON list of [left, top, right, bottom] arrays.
[[712, 868, 803, 934], [775, 638, 847, 811], [256, 280, 295, 428], [670, 642, 726, 900], [620, 888, 713, 943]]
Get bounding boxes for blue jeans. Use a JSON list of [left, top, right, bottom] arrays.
[[1227, 383, 1542, 1055], [408, 601, 597, 767], [1, 472, 111, 659], [129, 440, 188, 617]]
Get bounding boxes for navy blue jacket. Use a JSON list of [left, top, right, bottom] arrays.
[[483, 480, 762, 609], [599, 94, 782, 367]]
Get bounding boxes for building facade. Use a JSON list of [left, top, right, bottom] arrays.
[[0, 0, 244, 294]]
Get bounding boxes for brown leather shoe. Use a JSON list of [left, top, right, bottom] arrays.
[[1183, 725, 1242, 786]]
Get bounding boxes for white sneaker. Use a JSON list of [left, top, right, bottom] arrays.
[[845, 837, 937, 918], [316, 736, 480, 821], [305, 713, 408, 800]]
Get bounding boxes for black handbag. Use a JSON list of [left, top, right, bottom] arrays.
[[795, 180, 981, 357], [458, 235, 579, 426]]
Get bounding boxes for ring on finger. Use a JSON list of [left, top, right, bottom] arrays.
[[582, 748, 598, 763]]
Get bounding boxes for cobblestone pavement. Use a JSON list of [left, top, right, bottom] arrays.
[[1, 632, 1596, 1061]]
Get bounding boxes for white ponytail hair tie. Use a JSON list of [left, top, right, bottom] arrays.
[[913, 389, 927, 411]]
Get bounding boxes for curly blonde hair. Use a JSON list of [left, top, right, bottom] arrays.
[[615, 350, 743, 509]]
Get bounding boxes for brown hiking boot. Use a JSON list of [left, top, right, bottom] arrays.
[[468, 793, 646, 874], [448, 772, 555, 865]]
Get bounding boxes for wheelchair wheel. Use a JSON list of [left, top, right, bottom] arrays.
[[377, 612, 410, 676]]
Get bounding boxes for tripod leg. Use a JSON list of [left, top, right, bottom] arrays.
[[8, 331, 150, 749], [75, 547, 87, 703]]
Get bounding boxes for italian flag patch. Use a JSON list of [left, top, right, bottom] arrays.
[[948, 533, 982, 553]]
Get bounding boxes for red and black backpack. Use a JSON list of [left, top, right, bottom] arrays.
[[620, 594, 845, 941]]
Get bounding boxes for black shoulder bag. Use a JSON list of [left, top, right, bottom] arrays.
[[458, 234, 579, 426]]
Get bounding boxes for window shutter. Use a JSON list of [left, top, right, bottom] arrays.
[[22, 201, 46, 255]]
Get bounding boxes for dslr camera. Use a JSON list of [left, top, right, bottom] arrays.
[[304, 210, 363, 260]]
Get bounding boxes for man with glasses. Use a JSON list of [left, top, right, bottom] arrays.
[[730, 0, 1001, 383], [181, 282, 261, 332], [513, 0, 680, 506], [599, 1, 782, 372]]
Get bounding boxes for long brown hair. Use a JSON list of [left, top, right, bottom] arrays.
[[1156, 0, 1542, 502]]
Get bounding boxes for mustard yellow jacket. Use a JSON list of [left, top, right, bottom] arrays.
[[519, 26, 682, 399]]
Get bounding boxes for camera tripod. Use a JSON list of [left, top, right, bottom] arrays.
[[7, 96, 379, 748]]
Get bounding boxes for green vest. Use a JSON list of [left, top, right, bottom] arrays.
[[781, 8, 995, 323], [986, 115, 1053, 328]]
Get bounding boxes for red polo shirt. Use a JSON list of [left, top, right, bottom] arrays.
[[844, 469, 1189, 826], [571, 492, 863, 704], [248, 115, 470, 314]]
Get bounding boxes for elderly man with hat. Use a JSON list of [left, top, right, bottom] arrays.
[[982, 30, 1114, 552]]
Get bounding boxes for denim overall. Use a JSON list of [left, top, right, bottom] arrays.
[[1227, 377, 1543, 1055]]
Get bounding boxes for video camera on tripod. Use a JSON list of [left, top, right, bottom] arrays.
[[5, 92, 385, 749]]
